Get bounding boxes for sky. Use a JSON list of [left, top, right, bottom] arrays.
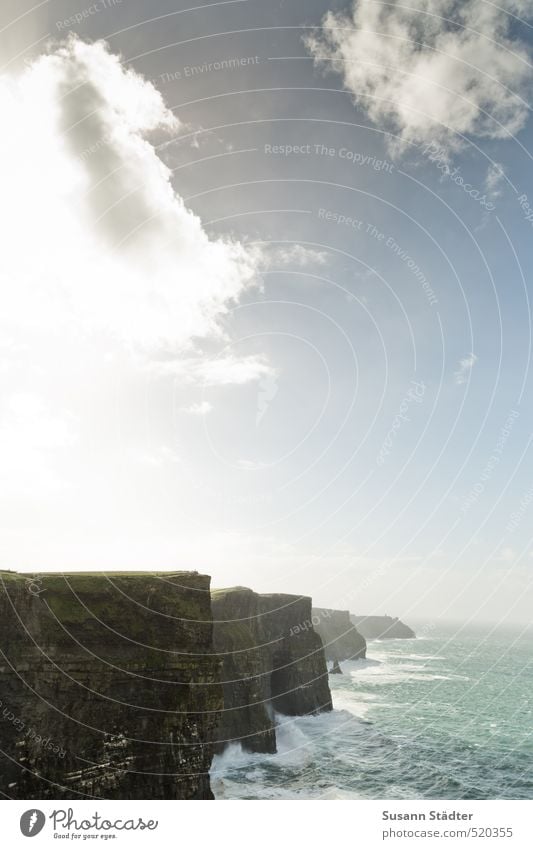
[[1, 0, 533, 626]]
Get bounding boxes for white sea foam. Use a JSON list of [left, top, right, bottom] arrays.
[[211, 742, 258, 775], [212, 776, 360, 800], [402, 654, 446, 661], [210, 708, 364, 799], [331, 689, 384, 718], [335, 653, 464, 685], [271, 717, 316, 767]]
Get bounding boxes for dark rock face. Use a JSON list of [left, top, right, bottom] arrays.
[[212, 587, 332, 754], [0, 571, 222, 799], [329, 660, 343, 675], [351, 615, 416, 640], [312, 608, 366, 661], [211, 587, 276, 754]]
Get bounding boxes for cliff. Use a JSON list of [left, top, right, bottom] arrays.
[[351, 615, 416, 640], [312, 608, 366, 662], [212, 587, 332, 754], [0, 570, 222, 799]]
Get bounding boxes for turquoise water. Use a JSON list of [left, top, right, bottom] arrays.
[[211, 626, 533, 799]]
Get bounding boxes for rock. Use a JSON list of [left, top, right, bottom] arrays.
[[212, 587, 332, 754], [350, 615, 416, 640], [0, 570, 223, 799], [312, 608, 366, 661], [329, 659, 343, 674]]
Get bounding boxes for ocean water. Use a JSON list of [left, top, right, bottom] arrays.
[[211, 626, 533, 800]]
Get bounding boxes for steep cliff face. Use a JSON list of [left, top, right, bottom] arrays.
[[212, 588, 332, 754], [351, 615, 416, 640], [211, 587, 276, 754], [312, 608, 366, 662], [0, 571, 222, 800]]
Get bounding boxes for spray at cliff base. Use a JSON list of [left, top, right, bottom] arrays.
[[211, 627, 533, 799]]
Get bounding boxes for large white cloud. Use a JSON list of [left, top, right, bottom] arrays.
[[0, 36, 259, 350], [306, 0, 533, 148], [0, 37, 266, 519]]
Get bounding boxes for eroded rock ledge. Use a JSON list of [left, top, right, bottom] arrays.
[[0, 570, 222, 800], [312, 608, 366, 662], [212, 587, 332, 754]]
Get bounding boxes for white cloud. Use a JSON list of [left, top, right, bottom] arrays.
[[183, 401, 213, 415], [236, 459, 269, 471], [256, 373, 279, 426], [454, 351, 478, 385], [306, 0, 532, 149], [0, 36, 259, 351], [0, 36, 270, 523], [138, 445, 181, 467], [151, 354, 276, 386], [267, 245, 328, 267], [484, 161, 506, 199]]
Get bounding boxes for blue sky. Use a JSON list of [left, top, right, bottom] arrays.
[[0, 0, 532, 625]]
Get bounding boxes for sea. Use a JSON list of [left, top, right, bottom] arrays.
[[211, 625, 533, 800]]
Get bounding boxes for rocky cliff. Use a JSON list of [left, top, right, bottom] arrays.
[[0, 570, 222, 799], [212, 587, 332, 753], [312, 608, 366, 662], [351, 615, 416, 640]]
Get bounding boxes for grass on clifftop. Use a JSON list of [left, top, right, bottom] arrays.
[[0, 570, 211, 625], [211, 586, 254, 597]]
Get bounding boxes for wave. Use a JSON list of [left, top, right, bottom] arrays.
[[211, 709, 366, 799], [332, 689, 386, 719]]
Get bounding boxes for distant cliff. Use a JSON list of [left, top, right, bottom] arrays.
[[0, 570, 222, 799], [312, 608, 366, 662], [350, 615, 416, 640], [212, 587, 332, 754]]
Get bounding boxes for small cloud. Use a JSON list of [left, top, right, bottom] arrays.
[[499, 547, 515, 562], [484, 162, 505, 200], [183, 401, 213, 416], [237, 459, 268, 471], [138, 445, 181, 467], [266, 245, 328, 268], [454, 352, 477, 385], [256, 373, 279, 426], [151, 354, 276, 387]]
